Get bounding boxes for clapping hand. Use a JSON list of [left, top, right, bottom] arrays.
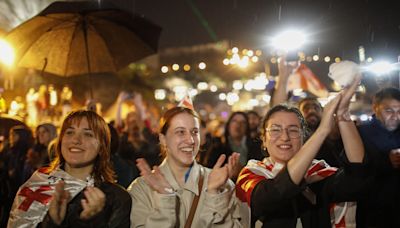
[[336, 74, 361, 117], [208, 153, 240, 194], [49, 181, 70, 225], [136, 158, 173, 194], [80, 187, 106, 220]]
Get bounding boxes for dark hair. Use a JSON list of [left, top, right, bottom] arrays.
[[374, 87, 400, 105], [298, 97, 322, 110], [247, 110, 260, 118], [260, 104, 309, 140], [49, 110, 115, 185], [224, 112, 251, 141], [159, 107, 201, 157]]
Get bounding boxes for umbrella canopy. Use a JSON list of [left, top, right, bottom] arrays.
[[5, 1, 161, 77]]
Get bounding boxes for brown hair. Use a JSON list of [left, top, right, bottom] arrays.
[[159, 107, 200, 158], [48, 110, 115, 185]]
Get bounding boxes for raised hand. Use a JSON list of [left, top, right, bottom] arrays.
[[48, 181, 70, 225], [318, 94, 342, 134], [207, 154, 229, 194], [278, 55, 299, 80], [136, 158, 172, 194], [336, 74, 361, 117], [227, 152, 241, 180], [80, 187, 106, 220]]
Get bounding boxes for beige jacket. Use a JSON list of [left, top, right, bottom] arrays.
[[128, 160, 242, 228]]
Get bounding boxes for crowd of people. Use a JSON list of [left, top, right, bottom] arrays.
[[0, 57, 399, 228]]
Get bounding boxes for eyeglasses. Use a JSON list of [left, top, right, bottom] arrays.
[[265, 126, 302, 139]]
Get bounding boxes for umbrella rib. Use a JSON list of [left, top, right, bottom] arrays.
[[64, 22, 81, 77], [88, 21, 117, 71]]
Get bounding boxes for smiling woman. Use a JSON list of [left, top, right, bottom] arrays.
[[8, 110, 132, 227], [236, 76, 370, 228], [128, 106, 242, 227]]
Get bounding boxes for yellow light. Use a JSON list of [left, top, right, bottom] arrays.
[[183, 64, 191, 71], [0, 39, 15, 67], [223, 58, 230, 65], [242, 49, 248, 55], [198, 62, 206, 70], [161, 66, 169, 73], [255, 50, 262, 56], [232, 47, 239, 54], [313, 55, 319, 61], [172, 64, 180, 71], [251, 56, 259, 63], [335, 57, 341, 63], [271, 57, 277, 64], [324, 56, 331, 62]]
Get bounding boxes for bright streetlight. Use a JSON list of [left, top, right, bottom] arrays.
[[0, 39, 15, 67], [271, 30, 306, 51]]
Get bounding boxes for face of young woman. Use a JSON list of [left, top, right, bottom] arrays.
[[61, 117, 100, 170], [228, 114, 247, 139], [37, 126, 51, 145], [263, 111, 303, 164], [160, 112, 200, 168]]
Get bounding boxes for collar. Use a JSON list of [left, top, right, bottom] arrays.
[[159, 159, 202, 196]]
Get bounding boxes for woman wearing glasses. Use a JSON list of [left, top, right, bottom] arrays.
[[236, 76, 368, 228]]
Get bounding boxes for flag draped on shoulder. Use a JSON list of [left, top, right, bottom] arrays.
[[287, 63, 329, 97], [236, 157, 356, 228], [8, 167, 94, 228]]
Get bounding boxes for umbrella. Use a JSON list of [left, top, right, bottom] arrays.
[[5, 1, 161, 77]]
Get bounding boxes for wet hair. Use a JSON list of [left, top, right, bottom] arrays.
[[224, 111, 251, 141], [49, 110, 115, 185], [159, 107, 200, 157], [260, 104, 309, 141], [373, 87, 400, 105]]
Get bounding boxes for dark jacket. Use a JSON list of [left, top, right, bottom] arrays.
[[39, 182, 131, 228], [251, 163, 368, 228], [204, 136, 264, 169], [357, 115, 400, 228]]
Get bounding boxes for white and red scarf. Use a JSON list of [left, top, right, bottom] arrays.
[[7, 167, 94, 228], [236, 158, 356, 228]]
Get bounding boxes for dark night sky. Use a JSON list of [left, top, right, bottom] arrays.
[[107, 0, 400, 62]]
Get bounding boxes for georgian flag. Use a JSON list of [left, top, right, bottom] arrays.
[[236, 158, 356, 228], [8, 167, 94, 228]]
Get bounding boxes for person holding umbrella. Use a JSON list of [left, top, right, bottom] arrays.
[[8, 110, 131, 227]]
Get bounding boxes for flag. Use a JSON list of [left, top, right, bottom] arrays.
[[287, 64, 329, 97], [177, 94, 194, 110], [236, 157, 356, 228], [8, 167, 94, 227]]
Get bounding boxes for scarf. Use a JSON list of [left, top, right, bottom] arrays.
[[236, 158, 356, 228], [8, 167, 94, 228]]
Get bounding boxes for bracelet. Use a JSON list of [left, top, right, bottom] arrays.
[[336, 111, 352, 122]]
